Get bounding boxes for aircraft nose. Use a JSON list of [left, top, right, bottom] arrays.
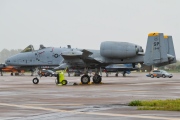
[[5, 56, 14, 65], [5, 58, 10, 65]]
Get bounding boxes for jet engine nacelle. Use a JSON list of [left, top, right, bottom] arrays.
[[100, 41, 140, 58]]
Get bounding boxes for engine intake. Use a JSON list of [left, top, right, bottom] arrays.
[[100, 41, 140, 58]]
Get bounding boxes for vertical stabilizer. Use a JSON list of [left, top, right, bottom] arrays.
[[164, 35, 176, 64], [144, 32, 176, 66]]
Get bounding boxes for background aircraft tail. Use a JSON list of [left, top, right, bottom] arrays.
[[144, 33, 176, 67], [164, 35, 176, 63]]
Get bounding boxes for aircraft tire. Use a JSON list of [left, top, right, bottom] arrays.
[[81, 75, 90, 84], [33, 78, 39, 84], [115, 73, 118, 77], [93, 74, 102, 84]]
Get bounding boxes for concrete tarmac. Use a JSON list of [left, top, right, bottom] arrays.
[[0, 72, 180, 120]]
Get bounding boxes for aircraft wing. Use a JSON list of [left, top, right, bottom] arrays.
[[81, 49, 93, 58], [61, 50, 83, 59], [61, 49, 93, 59], [93, 57, 105, 63]]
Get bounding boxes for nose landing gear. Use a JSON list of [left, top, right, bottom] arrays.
[[32, 77, 39, 84]]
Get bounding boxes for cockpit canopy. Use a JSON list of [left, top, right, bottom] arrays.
[[21, 45, 34, 53], [21, 44, 46, 53], [39, 44, 46, 50]]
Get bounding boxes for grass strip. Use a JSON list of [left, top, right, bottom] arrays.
[[129, 99, 180, 111]]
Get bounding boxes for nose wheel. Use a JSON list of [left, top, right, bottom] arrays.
[[32, 77, 39, 84]]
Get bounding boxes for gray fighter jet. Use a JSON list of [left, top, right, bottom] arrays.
[[0, 63, 6, 76], [104, 64, 140, 77], [5, 33, 176, 84]]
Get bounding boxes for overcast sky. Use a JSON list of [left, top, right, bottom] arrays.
[[0, 0, 180, 58]]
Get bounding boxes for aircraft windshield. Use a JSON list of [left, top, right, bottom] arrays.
[[39, 44, 46, 50], [21, 45, 34, 53]]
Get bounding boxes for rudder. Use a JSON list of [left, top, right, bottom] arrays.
[[164, 35, 176, 64]]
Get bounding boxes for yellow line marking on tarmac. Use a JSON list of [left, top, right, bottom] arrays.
[[0, 103, 179, 120]]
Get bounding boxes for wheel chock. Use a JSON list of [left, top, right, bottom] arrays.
[[73, 82, 104, 85], [88, 82, 93, 85], [79, 82, 92, 85]]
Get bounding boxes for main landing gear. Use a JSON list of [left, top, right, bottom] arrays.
[[80, 67, 102, 84], [81, 75, 90, 84], [80, 74, 102, 84], [92, 74, 102, 84]]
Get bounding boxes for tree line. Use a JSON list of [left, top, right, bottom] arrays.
[[159, 60, 180, 72], [0, 49, 22, 63]]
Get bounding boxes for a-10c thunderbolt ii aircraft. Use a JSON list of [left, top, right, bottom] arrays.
[[5, 32, 176, 84], [53, 32, 176, 84]]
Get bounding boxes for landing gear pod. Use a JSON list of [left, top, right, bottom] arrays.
[[33, 77, 39, 84]]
